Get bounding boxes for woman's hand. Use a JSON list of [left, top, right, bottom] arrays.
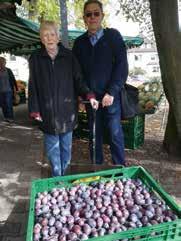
[[78, 96, 86, 112], [30, 112, 42, 122]]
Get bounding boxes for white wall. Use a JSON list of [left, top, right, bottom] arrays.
[[128, 49, 160, 78], [0, 54, 29, 82], [1, 45, 161, 82]]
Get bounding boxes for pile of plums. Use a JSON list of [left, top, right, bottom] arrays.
[[33, 178, 178, 241]]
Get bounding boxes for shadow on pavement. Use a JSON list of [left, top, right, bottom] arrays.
[[0, 199, 29, 241], [0, 104, 44, 240]]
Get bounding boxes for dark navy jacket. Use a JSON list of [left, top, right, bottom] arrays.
[[73, 28, 128, 100]]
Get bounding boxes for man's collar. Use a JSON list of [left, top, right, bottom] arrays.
[[88, 28, 103, 37]]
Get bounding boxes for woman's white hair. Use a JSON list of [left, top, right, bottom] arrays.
[[40, 21, 60, 37]]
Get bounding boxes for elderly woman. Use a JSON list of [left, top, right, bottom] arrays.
[[28, 21, 98, 176]]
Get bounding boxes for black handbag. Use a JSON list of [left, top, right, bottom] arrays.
[[104, 28, 140, 119], [121, 83, 139, 120]]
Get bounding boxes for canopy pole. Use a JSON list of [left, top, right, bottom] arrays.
[[59, 0, 69, 48]]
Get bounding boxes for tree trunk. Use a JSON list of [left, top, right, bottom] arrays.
[[149, 0, 181, 158], [59, 0, 69, 48]]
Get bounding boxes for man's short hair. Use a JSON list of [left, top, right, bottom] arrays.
[[83, 0, 103, 13]]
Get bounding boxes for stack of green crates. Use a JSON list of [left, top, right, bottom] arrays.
[[26, 166, 181, 241], [122, 114, 145, 149], [74, 112, 145, 149]]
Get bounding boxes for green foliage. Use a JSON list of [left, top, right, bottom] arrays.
[[72, 0, 84, 29], [17, 0, 59, 22], [16, 0, 29, 18], [117, 0, 150, 23], [148, 76, 161, 82], [18, 0, 110, 29], [33, 0, 59, 22], [117, 0, 153, 40], [129, 67, 147, 76]]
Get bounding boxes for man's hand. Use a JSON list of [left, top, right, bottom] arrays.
[[90, 98, 99, 110], [102, 93, 114, 107]]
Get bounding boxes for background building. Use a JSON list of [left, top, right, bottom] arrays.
[[128, 38, 160, 79], [1, 36, 161, 84], [1, 53, 29, 82]]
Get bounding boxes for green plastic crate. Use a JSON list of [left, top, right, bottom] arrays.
[[74, 112, 145, 149], [122, 114, 145, 149], [26, 166, 181, 241]]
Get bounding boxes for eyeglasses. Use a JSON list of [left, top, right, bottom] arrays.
[[85, 11, 101, 18]]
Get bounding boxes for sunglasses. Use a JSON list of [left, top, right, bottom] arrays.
[[85, 11, 101, 18]]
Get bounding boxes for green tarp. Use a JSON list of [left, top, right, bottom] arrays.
[[0, 10, 144, 56]]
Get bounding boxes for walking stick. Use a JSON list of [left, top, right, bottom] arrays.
[[92, 108, 96, 165], [81, 100, 97, 165]]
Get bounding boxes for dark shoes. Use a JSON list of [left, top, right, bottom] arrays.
[[4, 118, 14, 123]]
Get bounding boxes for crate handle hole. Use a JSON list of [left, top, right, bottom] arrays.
[[54, 181, 68, 186], [102, 174, 113, 179], [114, 173, 124, 178]]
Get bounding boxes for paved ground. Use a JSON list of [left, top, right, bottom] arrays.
[[0, 104, 43, 241], [0, 102, 180, 241]]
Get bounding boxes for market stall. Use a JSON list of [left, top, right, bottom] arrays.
[[0, 3, 143, 55]]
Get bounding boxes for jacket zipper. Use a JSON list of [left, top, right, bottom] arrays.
[[51, 59, 57, 133]]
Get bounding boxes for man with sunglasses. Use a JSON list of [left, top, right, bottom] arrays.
[[73, 0, 128, 166]]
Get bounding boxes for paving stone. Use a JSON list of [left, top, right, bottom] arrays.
[[0, 105, 43, 239], [1, 223, 21, 235], [12, 200, 28, 213], [19, 214, 29, 236], [2, 236, 25, 241], [18, 171, 41, 182]]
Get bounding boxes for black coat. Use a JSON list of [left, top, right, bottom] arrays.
[[28, 44, 91, 134]]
